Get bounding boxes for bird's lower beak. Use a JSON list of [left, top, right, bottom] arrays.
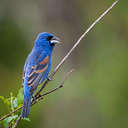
[[50, 37, 61, 44]]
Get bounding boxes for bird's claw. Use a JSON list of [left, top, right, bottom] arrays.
[[32, 96, 36, 102], [47, 77, 52, 81]]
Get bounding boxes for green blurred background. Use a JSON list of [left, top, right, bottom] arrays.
[[0, 0, 128, 128]]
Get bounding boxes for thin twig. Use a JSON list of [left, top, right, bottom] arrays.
[[0, 106, 22, 121], [34, 0, 120, 97], [13, 115, 22, 128], [0, 0, 119, 122], [38, 69, 74, 98], [12, 69, 73, 128], [0, 69, 73, 123], [34, 79, 49, 98]]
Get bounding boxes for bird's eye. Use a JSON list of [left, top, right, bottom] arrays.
[[46, 36, 53, 41]]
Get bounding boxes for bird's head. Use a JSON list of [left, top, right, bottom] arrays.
[[35, 32, 60, 50]]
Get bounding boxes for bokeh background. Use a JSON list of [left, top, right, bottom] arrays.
[[0, 0, 128, 128]]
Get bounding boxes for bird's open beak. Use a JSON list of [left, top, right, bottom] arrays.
[[50, 36, 61, 44]]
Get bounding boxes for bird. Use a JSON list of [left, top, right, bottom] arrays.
[[21, 32, 60, 118]]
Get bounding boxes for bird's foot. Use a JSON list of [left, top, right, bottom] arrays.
[[47, 77, 52, 81], [32, 96, 36, 102]]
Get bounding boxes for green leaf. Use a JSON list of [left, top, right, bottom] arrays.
[[17, 88, 23, 105], [23, 117, 31, 122], [12, 98, 18, 109], [10, 92, 15, 110], [0, 96, 10, 106], [3, 115, 18, 127]]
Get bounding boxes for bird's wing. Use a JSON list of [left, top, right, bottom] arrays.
[[23, 52, 50, 94]]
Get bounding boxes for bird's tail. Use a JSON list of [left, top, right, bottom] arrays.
[[21, 95, 31, 118]]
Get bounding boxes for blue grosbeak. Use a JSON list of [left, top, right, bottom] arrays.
[[21, 32, 60, 118]]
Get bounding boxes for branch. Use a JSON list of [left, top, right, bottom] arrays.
[[0, 106, 22, 121], [37, 69, 74, 99], [13, 115, 22, 128], [34, 0, 120, 97], [11, 69, 74, 128], [0, 0, 119, 122]]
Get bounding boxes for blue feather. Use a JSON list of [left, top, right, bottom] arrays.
[[21, 32, 60, 118]]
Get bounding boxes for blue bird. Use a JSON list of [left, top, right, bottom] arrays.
[[21, 32, 60, 118]]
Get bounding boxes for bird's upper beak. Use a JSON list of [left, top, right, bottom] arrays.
[[50, 36, 61, 44]]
